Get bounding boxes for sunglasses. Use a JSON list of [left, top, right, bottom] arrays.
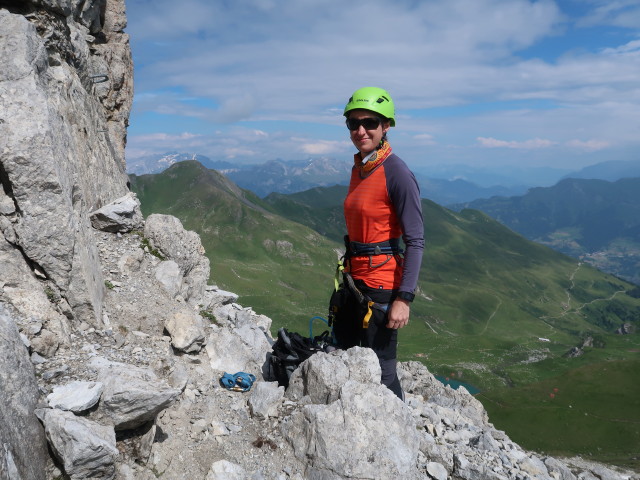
[[346, 117, 382, 131]]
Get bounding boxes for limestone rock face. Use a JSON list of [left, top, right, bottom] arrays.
[[248, 381, 285, 419], [154, 260, 183, 298], [0, 303, 48, 480], [0, 0, 132, 325], [206, 460, 249, 480], [164, 310, 206, 353], [286, 346, 381, 404], [46, 381, 104, 412], [281, 348, 422, 479], [0, 235, 72, 351], [399, 360, 489, 427], [144, 214, 211, 305], [206, 323, 272, 376]]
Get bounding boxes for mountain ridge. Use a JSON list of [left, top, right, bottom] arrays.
[[452, 176, 640, 284], [126, 153, 640, 208], [124, 152, 536, 203]]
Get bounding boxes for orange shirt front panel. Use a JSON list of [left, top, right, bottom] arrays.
[[344, 163, 403, 289]]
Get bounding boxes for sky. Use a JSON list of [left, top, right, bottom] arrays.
[[124, 0, 640, 172]]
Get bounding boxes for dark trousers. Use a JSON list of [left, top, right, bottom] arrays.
[[333, 281, 403, 399]]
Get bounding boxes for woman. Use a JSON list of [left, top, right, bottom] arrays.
[[335, 86, 424, 400]]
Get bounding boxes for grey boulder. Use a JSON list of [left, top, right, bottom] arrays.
[[47, 381, 104, 413], [90, 357, 181, 430], [35, 408, 117, 480], [89, 192, 143, 233]]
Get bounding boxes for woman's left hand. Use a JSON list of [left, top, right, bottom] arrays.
[[387, 298, 410, 329]]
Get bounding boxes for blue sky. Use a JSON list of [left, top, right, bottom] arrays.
[[124, 0, 640, 171]]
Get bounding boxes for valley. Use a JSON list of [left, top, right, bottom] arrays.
[[453, 177, 640, 284]]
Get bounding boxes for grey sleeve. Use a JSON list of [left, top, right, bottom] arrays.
[[385, 155, 425, 293]]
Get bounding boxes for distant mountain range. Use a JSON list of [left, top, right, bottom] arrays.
[[561, 159, 640, 182], [125, 152, 226, 175], [452, 177, 640, 284], [127, 156, 640, 279], [225, 157, 351, 197], [126, 152, 351, 196], [126, 151, 534, 204], [412, 163, 571, 188], [126, 153, 640, 206]]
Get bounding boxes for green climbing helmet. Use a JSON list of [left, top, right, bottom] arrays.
[[343, 87, 395, 127]]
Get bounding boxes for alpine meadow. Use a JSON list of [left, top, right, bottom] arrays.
[[130, 160, 640, 470]]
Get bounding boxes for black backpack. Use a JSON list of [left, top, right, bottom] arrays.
[[266, 328, 333, 388]]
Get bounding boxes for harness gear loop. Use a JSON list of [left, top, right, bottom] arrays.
[[368, 255, 394, 269]]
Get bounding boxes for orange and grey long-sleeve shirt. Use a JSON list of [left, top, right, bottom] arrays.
[[344, 153, 424, 292]]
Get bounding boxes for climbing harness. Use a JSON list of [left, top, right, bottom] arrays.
[[329, 260, 382, 329], [346, 237, 404, 269], [219, 372, 256, 392], [328, 236, 399, 328]]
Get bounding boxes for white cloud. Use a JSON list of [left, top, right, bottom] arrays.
[[566, 139, 610, 151], [601, 39, 640, 56], [477, 137, 556, 149], [214, 95, 258, 123], [128, 0, 565, 113], [299, 140, 345, 155], [222, 147, 258, 159], [126, 0, 223, 39], [133, 132, 201, 142], [412, 134, 437, 146], [575, 0, 640, 29]]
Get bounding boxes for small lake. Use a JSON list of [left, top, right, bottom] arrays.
[[435, 375, 480, 395]]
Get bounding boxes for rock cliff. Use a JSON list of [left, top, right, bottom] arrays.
[[1, 0, 131, 327], [0, 2, 638, 480]]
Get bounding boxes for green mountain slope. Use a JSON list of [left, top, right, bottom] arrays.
[[263, 186, 347, 242], [130, 161, 341, 326], [130, 162, 640, 469], [453, 177, 640, 284]]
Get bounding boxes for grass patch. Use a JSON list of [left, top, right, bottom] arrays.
[[479, 357, 640, 470], [44, 286, 58, 302], [139, 237, 166, 260], [199, 309, 220, 326]]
